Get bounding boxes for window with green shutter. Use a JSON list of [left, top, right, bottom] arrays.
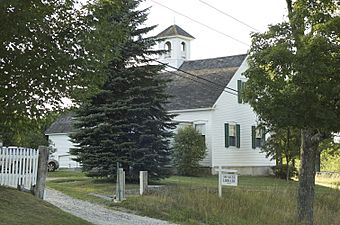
[[236, 124, 240, 148], [251, 126, 256, 149], [225, 123, 240, 148], [224, 123, 229, 147]]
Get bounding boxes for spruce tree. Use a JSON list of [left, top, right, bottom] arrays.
[[70, 0, 175, 180]]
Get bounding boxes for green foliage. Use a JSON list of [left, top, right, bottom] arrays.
[[0, 0, 107, 139], [272, 164, 299, 179], [320, 138, 340, 172], [244, 1, 340, 131], [173, 126, 207, 176], [244, 1, 340, 222], [0, 112, 58, 149], [262, 126, 300, 179], [70, 0, 175, 181]]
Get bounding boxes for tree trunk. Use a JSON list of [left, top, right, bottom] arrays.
[[297, 129, 318, 225], [285, 155, 290, 181], [276, 141, 283, 178], [315, 151, 321, 172], [285, 128, 291, 181]]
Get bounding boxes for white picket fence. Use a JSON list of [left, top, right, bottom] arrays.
[[0, 147, 39, 189]]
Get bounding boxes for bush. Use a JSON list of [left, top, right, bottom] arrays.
[[272, 164, 298, 179], [173, 126, 206, 176]]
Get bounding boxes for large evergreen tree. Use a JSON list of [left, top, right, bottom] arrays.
[[244, 0, 339, 224], [70, 0, 175, 180]]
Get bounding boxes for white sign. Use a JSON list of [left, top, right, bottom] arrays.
[[216, 167, 238, 197], [221, 173, 238, 186]]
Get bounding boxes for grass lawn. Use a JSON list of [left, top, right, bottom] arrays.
[[47, 171, 340, 225], [0, 186, 93, 225]]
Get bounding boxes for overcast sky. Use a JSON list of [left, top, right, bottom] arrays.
[[140, 0, 288, 60]]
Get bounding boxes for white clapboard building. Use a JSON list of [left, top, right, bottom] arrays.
[[45, 25, 275, 174]]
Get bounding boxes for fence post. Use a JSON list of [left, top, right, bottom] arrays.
[[140, 171, 148, 195], [115, 163, 126, 202], [33, 146, 48, 199], [119, 168, 125, 200]]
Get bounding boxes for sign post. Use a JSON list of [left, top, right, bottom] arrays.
[[216, 166, 238, 197]]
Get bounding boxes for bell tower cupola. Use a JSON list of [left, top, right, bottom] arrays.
[[156, 25, 195, 69]]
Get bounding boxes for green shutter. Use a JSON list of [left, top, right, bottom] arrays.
[[237, 80, 242, 103], [236, 124, 240, 148], [225, 123, 229, 148], [251, 126, 256, 149]]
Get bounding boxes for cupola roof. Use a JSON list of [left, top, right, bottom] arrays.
[[156, 24, 195, 39]]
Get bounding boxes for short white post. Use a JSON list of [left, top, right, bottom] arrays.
[[139, 171, 148, 195], [115, 164, 125, 202], [120, 169, 125, 200]]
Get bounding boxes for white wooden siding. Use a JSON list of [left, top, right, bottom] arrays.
[[48, 134, 80, 168], [211, 59, 275, 168]]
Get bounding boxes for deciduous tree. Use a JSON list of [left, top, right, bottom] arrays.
[[0, 0, 105, 137], [244, 0, 340, 224]]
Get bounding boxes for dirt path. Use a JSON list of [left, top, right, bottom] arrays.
[[45, 188, 177, 225]]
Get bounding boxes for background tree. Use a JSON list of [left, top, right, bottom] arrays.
[[262, 126, 300, 180], [70, 0, 175, 181], [244, 0, 340, 224], [173, 126, 206, 176], [0, 0, 106, 140], [0, 112, 58, 149], [319, 138, 340, 172]]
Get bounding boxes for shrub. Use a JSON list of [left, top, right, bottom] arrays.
[[272, 164, 298, 179], [173, 126, 206, 176]]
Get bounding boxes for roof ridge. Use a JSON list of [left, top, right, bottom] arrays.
[[183, 53, 248, 63]]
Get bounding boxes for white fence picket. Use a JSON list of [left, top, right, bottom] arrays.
[[0, 147, 40, 189]]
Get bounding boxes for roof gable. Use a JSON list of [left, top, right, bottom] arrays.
[[164, 54, 247, 111], [45, 113, 75, 134]]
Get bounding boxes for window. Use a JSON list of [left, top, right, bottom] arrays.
[[225, 123, 240, 148], [195, 124, 206, 147], [181, 42, 186, 51], [164, 41, 171, 50], [164, 41, 171, 58], [252, 126, 266, 149], [237, 80, 246, 103]]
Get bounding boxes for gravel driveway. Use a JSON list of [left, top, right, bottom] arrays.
[[45, 188, 177, 225]]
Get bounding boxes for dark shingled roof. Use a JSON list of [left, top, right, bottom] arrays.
[[180, 54, 247, 71], [45, 54, 247, 134], [164, 54, 246, 111], [156, 25, 195, 39], [45, 113, 75, 134]]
